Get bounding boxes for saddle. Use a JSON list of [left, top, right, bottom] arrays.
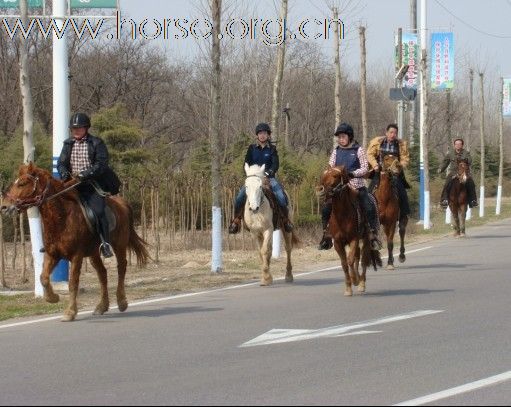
[[77, 195, 117, 235]]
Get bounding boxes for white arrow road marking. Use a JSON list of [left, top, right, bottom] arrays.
[[240, 309, 444, 347]]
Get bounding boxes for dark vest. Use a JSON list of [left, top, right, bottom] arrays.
[[380, 139, 400, 161], [335, 143, 361, 172]]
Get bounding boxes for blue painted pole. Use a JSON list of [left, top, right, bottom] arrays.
[[419, 166, 425, 221], [51, 160, 69, 282]]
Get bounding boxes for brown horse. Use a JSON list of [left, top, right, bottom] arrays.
[[373, 154, 408, 270], [319, 166, 381, 296], [1, 163, 149, 321], [448, 160, 469, 237]]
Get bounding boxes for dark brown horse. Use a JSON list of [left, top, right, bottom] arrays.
[[373, 154, 408, 270], [1, 163, 149, 321], [449, 160, 469, 237], [319, 166, 381, 296]]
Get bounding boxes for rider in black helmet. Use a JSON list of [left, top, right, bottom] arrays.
[[57, 113, 121, 258], [228, 122, 294, 234]]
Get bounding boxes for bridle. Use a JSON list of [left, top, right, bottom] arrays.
[[245, 174, 265, 209], [321, 167, 349, 198], [4, 174, 80, 211]]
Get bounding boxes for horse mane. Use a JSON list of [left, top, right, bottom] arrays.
[[21, 163, 79, 201]]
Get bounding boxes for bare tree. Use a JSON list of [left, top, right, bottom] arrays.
[[359, 26, 368, 148]]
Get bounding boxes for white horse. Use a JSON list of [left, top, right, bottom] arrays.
[[243, 163, 297, 286]]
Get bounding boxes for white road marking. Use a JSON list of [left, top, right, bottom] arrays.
[[393, 370, 511, 406], [240, 309, 444, 347], [0, 246, 433, 330]]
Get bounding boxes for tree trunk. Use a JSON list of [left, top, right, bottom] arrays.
[[333, 7, 341, 148], [20, 212, 27, 283], [479, 72, 485, 217], [210, 0, 223, 272], [359, 26, 368, 148], [271, 0, 288, 142]]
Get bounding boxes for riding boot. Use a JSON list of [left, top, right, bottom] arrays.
[[440, 179, 451, 208], [279, 204, 294, 233], [98, 215, 114, 258], [466, 178, 478, 207], [368, 215, 382, 251], [228, 197, 246, 234], [318, 204, 333, 250]]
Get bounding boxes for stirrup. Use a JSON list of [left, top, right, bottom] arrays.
[[470, 200, 478, 207], [318, 236, 333, 250], [100, 242, 114, 258], [228, 219, 241, 234], [283, 221, 294, 233], [440, 199, 448, 208]]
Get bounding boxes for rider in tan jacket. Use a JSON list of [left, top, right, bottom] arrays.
[[366, 124, 411, 217]]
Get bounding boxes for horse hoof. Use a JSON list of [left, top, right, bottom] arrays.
[[344, 290, 353, 297], [285, 275, 294, 283], [45, 293, 60, 304], [387, 264, 395, 271], [453, 232, 460, 237], [93, 304, 109, 315], [61, 312, 75, 322], [357, 283, 366, 293], [459, 233, 466, 238], [118, 300, 128, 312], [399, 254, 406, 263], [260, 279, 273, 286]]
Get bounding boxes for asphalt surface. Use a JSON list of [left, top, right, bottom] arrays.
[[0, 219, 510, 405]]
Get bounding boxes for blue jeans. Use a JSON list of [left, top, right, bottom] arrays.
[[234, 178, 288, 213]]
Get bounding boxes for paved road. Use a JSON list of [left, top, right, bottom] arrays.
[[1, 220, 510, 405]]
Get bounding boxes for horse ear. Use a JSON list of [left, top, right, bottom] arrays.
[[244, 163, 249, 175]]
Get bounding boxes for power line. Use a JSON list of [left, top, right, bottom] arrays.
[[433, 0, 511, 39]]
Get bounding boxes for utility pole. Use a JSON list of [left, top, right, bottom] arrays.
[[468, 69, 474, 148], [210, 0, 223, 273], [397, 28, 405, 140], [419, 0, 431, 228], [479, 72, 485, 218], [359, 26, 368, 148], [497, 77, 504, 215], [409, 0, 418, 145]]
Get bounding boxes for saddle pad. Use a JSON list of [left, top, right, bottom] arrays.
[[77, 197, 116, 234]]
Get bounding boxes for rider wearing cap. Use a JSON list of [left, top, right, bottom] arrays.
[[438, 137, 478, 208], [318, 123, 382, 251], [57, 113, 120, 258], [228, 122, 293, 234]]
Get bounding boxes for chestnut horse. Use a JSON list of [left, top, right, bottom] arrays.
[[1, 163, 149, 321], [449, 160, 469, 237], [319, 166, 381, 296], [373, 154, 408, 270], [243, 163, 298, 286]]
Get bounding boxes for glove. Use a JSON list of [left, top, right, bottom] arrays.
[[61, 171, 71, 181], [348, 172, 355, 179], [77, 172, 87, 181]]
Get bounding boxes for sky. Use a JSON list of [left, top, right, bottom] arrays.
[[115, 0, 511, 85]]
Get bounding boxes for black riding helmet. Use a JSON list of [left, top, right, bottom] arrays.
[[69, 112, 91, 129], [334, 122, 354, 141], [255, 122, 272, 135]]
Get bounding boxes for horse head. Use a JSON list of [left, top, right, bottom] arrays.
[[0, 162, 54, 215], [456, 159, 468, 184], [319, 165, 350, 197], [244, 163, 266, 213], [382, 154, 402, 177]]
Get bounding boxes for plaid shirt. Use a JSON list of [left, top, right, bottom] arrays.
[[329, 145, 369, 189], [70, 136, 92, 174]]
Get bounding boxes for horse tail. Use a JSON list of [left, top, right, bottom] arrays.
[[361, 235, 382, 271], [127, 205, 150, 267]]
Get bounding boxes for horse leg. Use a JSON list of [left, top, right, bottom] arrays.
[[115, 248, 129, 312], [460, 205, 467, 237], [348, 240, 360, 287], [62, 256, 83, 322], [259, 231, 273, 286], [89, 253, 110, 315], [398, 215, 408, 263], [40, 254, 60, 304], [283, 231, 293, 283], [451, 205, 460, 237], [334, 241, 352, 296], [385, 222, 396, 270], [358, 261, 367, 293]]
